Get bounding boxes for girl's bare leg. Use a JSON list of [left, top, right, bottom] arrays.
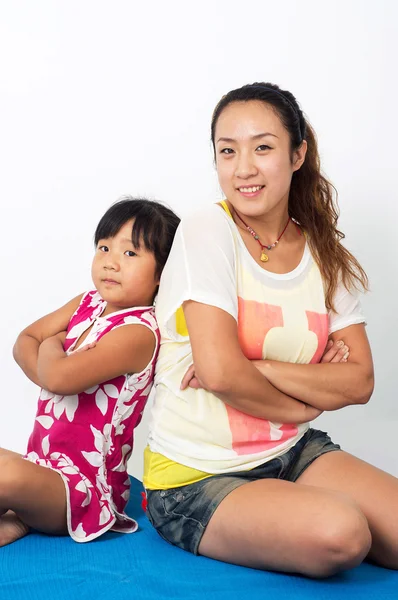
[[0, 448, 67, 546], [297, 451, 398, 569], [198, 476, 371, 578]]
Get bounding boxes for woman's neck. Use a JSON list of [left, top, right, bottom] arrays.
[[229, 203, 291, 245]]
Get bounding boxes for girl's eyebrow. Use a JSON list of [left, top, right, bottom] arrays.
[[121, 237, 141, 249], [216, 132, 279, 143]]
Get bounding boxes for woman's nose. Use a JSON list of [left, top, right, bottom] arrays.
[[234, 153, 258, 179]]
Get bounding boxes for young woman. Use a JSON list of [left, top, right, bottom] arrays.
[[143, 83, 398, 578]]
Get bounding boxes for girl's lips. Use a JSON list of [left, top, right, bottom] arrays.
[[102, 279, 119, 285]]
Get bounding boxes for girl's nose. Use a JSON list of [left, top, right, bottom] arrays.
[[104, 253, 120, 271]]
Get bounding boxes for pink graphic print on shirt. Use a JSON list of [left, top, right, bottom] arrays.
[[225, 297, 327, 456], [306, 310, 329, 363]]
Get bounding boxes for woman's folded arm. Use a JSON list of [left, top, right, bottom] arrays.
[[183, 300, 322, 424], [253, 324, 374, 411]]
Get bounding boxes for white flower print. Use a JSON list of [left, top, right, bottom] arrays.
[[40, 388, 79, 422], [84, 383, 119, 416], [75, 476, 94, 507], [92, 318, 112, 337], [49, 452, 80, 475], [82, 424, 113, 496], [120, 489, 130, 502], [111, 444, 132, 472], [67, 317, 93, 343], [35, 415, 54, 430], [73, 523, 87, 539], [88, 292, 104, 309], [125, 372, 152, 394], [99, 502, 112, 526], [41, 435, 50, 456], [122, 316, 142, 326]]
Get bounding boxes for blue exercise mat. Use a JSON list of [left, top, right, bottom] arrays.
[[1, 476, 397, 600]]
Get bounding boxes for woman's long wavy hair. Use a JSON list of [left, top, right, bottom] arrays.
[[211, 82, 368, 310]]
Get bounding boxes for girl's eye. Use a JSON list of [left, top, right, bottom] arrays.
[[220, 148, 234, 155], [99, 245, 109, 252], [256, 144, 271, 151], [125, 250, 137, 257]]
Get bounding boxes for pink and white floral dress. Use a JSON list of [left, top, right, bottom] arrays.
[[24, 290, 159, 542]]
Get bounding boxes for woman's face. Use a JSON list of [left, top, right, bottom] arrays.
[[214, 100, 306, 219]]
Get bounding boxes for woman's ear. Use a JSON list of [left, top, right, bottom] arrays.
[[292, 140, 307, 172]]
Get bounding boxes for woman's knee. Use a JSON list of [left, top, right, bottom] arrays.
[[309, 503, 372, 577]]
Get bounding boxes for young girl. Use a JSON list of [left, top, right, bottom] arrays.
[[1, 197, 179, 546]]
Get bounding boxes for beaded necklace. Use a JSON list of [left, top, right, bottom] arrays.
[[233, 210, 291, 262]]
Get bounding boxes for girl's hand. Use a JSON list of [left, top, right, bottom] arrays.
[[180, 364, 203, 390], [72, 342, 97, 354], [321, 339, 350, 363]]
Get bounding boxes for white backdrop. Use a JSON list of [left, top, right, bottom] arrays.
[[1, 0, 397, 479]]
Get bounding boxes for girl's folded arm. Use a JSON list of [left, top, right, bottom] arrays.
[[254, 324, 374, 410], [183, 300, 321, 424], [37, 324, 156, 395], [13, 294, 84, 386]]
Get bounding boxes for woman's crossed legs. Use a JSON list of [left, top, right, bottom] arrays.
[[199, 451, 398, 577]]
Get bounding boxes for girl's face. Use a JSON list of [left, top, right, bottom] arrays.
[[214, 100, 306, 219], [91, 219, 159, 313]]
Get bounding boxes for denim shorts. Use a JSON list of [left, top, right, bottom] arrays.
[[145, 428, 341, 555]]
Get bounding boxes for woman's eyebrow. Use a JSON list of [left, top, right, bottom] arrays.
[[216, 132, 279, 143]]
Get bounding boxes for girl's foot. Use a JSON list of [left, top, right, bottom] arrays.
[[0, 511, 29, 546]]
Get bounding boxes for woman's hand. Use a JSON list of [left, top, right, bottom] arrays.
[[320, 339, 349, 363], [180, 364, 204, 390], [181, 338, 350, 392]]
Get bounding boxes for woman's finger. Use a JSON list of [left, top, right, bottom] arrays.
[[188, 377, 202, 389], [330, 344, 349, 363], [321, 340, 349, 363], [320, 340, 341, 363], [180, 364, 196, 390]]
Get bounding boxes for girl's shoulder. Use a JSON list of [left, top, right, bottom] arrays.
[[67, 290, 105, 328], [105, 305, 158, 332]]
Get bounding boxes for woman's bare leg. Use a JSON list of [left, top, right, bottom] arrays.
[[297, 451, 398, 569], [198, 477, 371, 578], [0, 448, 67, 546]]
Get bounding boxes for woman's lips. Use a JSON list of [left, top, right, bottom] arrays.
[[237, 185, 264, 198]]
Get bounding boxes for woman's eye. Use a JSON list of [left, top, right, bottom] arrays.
[[98, 245, 109, 252], [125, 250, 137, 257], [256, 144, 271, 151], [220, 148, 234, 155]]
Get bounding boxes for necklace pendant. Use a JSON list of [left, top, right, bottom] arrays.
[[260, 251, 269, 262]]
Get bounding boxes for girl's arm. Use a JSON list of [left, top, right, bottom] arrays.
[[13, 294, 83, 386], [182, 301, 322, 424], [253, 324, 374, 411], [37, 324, 156, 395]]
